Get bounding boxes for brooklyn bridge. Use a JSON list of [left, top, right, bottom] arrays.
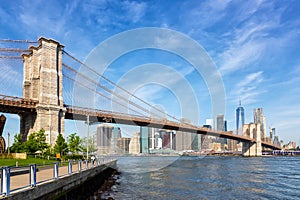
[[0, 37, 281, 156]]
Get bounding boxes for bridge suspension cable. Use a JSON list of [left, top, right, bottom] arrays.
[[62, 50, 181, 123], [63, 74, 145, 116], [0, 39, 38, 43], [0, 40, 38, 60], [62, 63, 152, 117]]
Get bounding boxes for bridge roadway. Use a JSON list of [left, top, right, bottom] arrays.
[[0, 94, 281, 150]]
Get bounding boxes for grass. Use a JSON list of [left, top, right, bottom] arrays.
[[0, 157, 57, 167]]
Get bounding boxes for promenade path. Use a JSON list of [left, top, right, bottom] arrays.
[[10, 163, 80, 191]]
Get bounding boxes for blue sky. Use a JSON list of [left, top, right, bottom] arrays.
[[0, 0, 300, 145]]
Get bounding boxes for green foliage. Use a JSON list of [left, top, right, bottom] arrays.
[[23, 129, 49, 154], [62, 154, 84, 160], [54, 133, 68, 156], [10, 134, 24, 153], [81, 136, 97, 154], [68, 133, 82, 154], [0, 157, 55, 167]]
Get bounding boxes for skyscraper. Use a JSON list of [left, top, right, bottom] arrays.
[[95, 124, 114, 154], [148, 127, 156, 150], [176, 118, 192, 151], [217, 114, 224, 131], [129, 132, 140, 154], [253, 108, 267, 139], [140, 126, 149, 153], [216, 115, 227, 150], [110, 127, 121, 154], [236, 100, 245, 135]]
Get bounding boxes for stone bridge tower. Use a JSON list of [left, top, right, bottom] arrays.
[[242, 123, 262, 156], [20, 37, 66, 146]]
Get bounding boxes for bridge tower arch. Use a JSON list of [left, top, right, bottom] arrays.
[[242, 123, 262, 156], [20, 37, 66, 146]]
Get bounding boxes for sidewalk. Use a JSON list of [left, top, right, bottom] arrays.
[[10, 164, 80, 191]]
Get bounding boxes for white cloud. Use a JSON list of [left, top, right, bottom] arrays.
[[216, 1, 289, 75], [189, 0, 231, 28], [229, 71, 265, 105], [219, 40, 265, 74], [122, 1, 147, 23], [237, 71, 263, 88]]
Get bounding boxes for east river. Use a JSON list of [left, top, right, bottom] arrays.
[[96, 156, 300, 199]]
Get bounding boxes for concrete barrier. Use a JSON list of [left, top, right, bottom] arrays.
[[2, 160, 116, 200]]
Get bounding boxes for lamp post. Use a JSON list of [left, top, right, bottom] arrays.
[[7, 132, 10, 154], [87, 115, 90, 160]]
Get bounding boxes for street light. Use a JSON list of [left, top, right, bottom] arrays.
[[7, 132, 10, 154], [87, 115, 90, 160]]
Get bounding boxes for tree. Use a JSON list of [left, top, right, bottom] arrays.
[[54, 133, 68, 156], [10, 134, 24, 153], [82, 136, 97, 154], [23, 129, 49, 154], [68, 133, 82, 154]]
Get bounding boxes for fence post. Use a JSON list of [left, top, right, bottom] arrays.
[[85, 160, 88, 170], [1, 167, 10, 196], [78, 160, 82, 172], [30, 164, 37, 187], [68, 161, 72, 174], [54, 162, 59, 179]]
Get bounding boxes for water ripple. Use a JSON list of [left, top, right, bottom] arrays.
[[102, 156, 300, 199]]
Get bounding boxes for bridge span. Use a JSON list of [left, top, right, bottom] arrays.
[[0, 94, 281, 152], [0, 37, 281, 156]]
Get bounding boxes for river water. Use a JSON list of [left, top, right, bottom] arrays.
[[100, 156, 300, 199]]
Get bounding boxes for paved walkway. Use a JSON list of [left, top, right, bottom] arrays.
[[10, 163, 81, 191]]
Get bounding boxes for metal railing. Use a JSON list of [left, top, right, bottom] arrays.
[[0, 94, 38, 108], [0, 158, 116, 197]]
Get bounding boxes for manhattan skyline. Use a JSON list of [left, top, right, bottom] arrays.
[[0, 0, 299, 144]]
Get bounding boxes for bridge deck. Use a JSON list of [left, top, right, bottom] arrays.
[[0, 94, 281, 150], [0, 94, 37, 114]]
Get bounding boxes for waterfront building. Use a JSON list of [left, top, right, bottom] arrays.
[[140, 126, 149, 153], [211, 142, 222, 152], [227, 139, 238, 152], [157, 137, 163, 149], [236, 100, 245, 135], [95, 124, 114, 154], [162, 130, 176, 149], [176, 118, 192, 151], [285, 141, 297, 150], [201, 135, 213, 151], [148, 127, 156, 150], [201, 124, 211, 151], [273, 136, 280, 147], [217, 114, 224, 131], [129, 132, 140, 154], [110, 127, 121, 154], [117, 138, 131, 154], [216, 114, 227, 151], [253, 108, 267, 140], [154, 132, 161, 149], [191, 134, 201, 151]]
